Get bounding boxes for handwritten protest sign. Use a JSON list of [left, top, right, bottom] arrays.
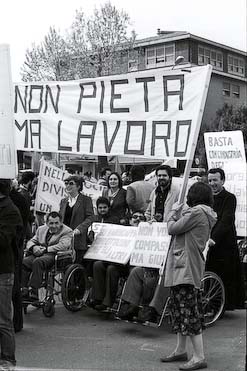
[[0, 45, 17, 178], [35, 157, 106, 214], [14, 65, 211, 159], [204, 130, 246, 236], [84, 223, 137, 264], [35, 158, 68, 213], [82, 181, 106, 208], [130, 222, 171, 268]]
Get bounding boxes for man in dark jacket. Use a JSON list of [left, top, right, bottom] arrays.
[[18, 171, 35, 241], [90, 196, 125, 311], [0, 179, 22, 369], [10, 182, 29, 333], [93, 197, 119, 224], [207, 168, 245, 310]]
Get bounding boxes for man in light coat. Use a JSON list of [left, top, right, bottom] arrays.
[[126, 165, 154, 213], [145, 165, 180, 222], [22, 211, 73, 301]]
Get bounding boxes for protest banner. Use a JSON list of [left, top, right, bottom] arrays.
[[204, 130, 246, 236], [130, 222, 171, 268], [14, 65, 211, 160], [35, 158, 68, 213], [84, 223, 137, 264], [0, 45, 17, 178]]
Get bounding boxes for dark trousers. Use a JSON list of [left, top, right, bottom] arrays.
[[93, 261, 127, 307], [22, 254, 55, 289], [75, 250, 85, 265], [12, 239, 24, 333], [149, 274, 170, 314], [0, 273, 16, 365], [12, 263, 23, 333], [122, 267, 158, 306]]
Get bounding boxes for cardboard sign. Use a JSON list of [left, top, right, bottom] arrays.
[[84, 223, 137, 264], [0, 45, 17, 178], [14, 65, 211, 159], [82, 180, 106, 208], [204, 130, 246, 236], [130, 222, 171, 268], [35, 158, 67, 213]]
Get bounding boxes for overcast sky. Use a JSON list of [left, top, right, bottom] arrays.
[[1, 0, 246, 81]]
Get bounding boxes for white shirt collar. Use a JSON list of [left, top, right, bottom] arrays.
[[68, 193, 79, 207]]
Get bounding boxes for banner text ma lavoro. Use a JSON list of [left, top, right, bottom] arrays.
[[14, 65, 211, 159]]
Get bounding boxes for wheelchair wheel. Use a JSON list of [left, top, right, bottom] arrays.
[[61, 264, 87, 312], [202, 271, 225, 327], [43, 300, 55, 318]]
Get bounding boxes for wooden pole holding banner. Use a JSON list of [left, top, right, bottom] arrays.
[[178, 64, 213, 204], [158, 64, 213, 283]]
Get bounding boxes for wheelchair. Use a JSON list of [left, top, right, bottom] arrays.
[[61, 260, 225, 327], [61, 263, 90, 312], [22, 251, 73, 317], [61, 260, 127, 315], [115, 269, 225, 328], [201, 270, 225, 326]]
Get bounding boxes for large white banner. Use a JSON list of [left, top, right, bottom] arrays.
[[84, 223, 137, 264], [204, 130, 246, 237], [0, 45, 17, 178], [14, 65, 211, 159], [130, 222, 171, 268]]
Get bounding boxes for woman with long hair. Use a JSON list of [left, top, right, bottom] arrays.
[[102, 172, 128, 223]]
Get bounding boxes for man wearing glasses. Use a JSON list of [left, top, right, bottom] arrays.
[[59, 176, 94, 264]]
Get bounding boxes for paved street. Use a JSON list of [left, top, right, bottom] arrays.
[[15, 302, 245, 371]]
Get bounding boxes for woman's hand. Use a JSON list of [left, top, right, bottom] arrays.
[[147, 218, 157, 224], [73, 228, 81, 236], [171, 202, 184, 212]]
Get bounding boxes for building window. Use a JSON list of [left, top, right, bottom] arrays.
[[222, 82, 230, 97], [128, 60, 138, 72], [146, 43, 175, 68], [232, 84, 240, 98], [198, 46, 223, 71], [228, 55, 245, 76]]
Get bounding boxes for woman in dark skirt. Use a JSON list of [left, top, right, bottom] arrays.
[[161, 182, 217, 371]]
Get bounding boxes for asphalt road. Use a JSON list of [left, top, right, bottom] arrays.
[[15, 302, 246, 371]]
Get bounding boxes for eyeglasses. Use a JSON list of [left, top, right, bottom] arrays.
[[64, 181, 76, 186], [132, 214, 145, 221]]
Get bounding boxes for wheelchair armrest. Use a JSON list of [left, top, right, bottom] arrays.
[[56, 250, 73, 256], [55, 251, 73, 272]]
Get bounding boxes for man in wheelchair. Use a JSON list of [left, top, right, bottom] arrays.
[[22, 211, 73, 301]]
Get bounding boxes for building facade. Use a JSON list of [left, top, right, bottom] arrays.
[[125, 30, 247, 130]]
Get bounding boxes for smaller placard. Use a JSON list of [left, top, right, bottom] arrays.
[[84, 223, 137, 265], [130, 222, 171, 268]]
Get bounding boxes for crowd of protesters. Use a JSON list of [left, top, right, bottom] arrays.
[[0, 164, 245, 371]]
